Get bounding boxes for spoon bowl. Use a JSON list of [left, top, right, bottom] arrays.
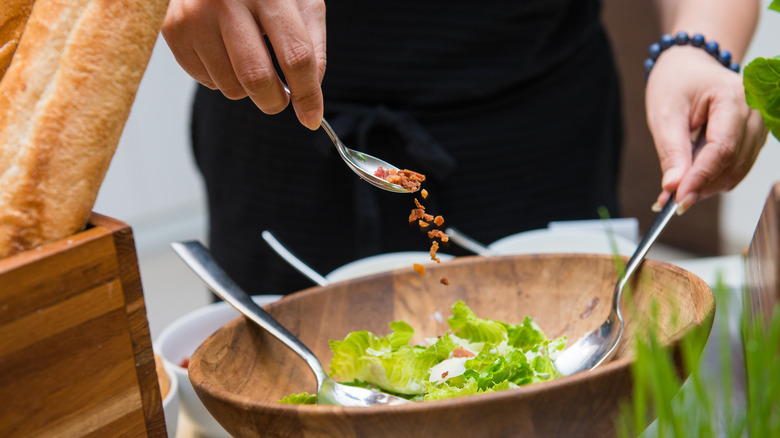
[[171, 240, 409, 407]]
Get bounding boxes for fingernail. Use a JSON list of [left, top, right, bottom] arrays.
[[676, 193, 697, 216], [662, 167, 683, 189], [651, 202, 663, 212], [302, 110, 323, 131]]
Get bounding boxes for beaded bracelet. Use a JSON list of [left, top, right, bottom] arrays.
[[643, 32, 740, 74]]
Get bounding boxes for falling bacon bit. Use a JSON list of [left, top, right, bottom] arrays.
[[434, 215, 444, 226], [413, 263, 425, 276], [452, 347, 476, 358], [430, 241, 440, 263], [414, 198, 425, 209], [441, 371, 449, 379], [428, 229, 449, 242], [409, 208, 426, 222], [440, 277, 449, 286], [421, 189, 429, 199], [418, 219, 429, 228], [423, 213, 434, 222]]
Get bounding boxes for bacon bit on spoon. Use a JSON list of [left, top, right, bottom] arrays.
[[374, 166, 425, 192]]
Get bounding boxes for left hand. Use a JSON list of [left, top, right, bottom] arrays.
[[645, 45, 768, 214]]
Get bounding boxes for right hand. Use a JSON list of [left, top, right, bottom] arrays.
[[162, 0, 327, 130]]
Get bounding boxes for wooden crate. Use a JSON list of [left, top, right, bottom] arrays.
[[744, 182, 780, 326], [0, 213, 166, 437]]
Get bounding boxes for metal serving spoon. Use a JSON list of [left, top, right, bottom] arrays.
[[261, 230, 330, 287], [171, 240, 409, 406], [284, 85, 413, 193], [553, 196, 678, 376], [444, 227, 495, 256]]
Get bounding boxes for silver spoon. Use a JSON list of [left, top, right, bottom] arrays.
[[553, 196, 678, 376], [284, 85, 414, 193], [261, 230, 330, 287], [171, 240, 409, 406], [444, 227, 495, 256]]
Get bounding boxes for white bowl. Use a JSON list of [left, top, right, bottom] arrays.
[[488, 229, 638, 256], [161, 361, 179, 437], [325, 251, 454, 283], [155, 295, 281, 438]]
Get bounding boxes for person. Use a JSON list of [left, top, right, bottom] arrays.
[[161, 0, 767, 296]]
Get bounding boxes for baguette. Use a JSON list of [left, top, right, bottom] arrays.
[[0, 0, 169, 257], [0, 0, 36, 81]]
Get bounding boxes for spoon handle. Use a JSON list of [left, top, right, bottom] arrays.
[[445, 227, 495, 256], [262, 231, 330, 287], [171, 240, 328, 386], [613, 195, 679, 308]]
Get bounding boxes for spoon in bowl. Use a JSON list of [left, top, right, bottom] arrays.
[[284, 85, 413, 193], [171, 240, 410, 406], [553, 196, 679, 376]]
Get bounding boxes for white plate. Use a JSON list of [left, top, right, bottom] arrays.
[[326, 251, 454, 283], [488, 229, 638, 256], [155, 295, 282, 438]]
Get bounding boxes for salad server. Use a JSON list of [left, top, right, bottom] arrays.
[[262, 230, 330, 287], [553, 195, 678, 376], [171, 240, 409, 406], [283, 85, 414, 194]]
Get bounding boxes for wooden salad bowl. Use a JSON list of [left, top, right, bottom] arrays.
[[188, 254, 714, 438]]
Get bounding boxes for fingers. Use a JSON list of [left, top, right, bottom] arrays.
[[162, 0, 326, 130], [252, 0, 325, 129]]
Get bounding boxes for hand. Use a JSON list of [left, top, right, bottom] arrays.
[[162, 0, 326, 130], [645, 45, 768, 214]]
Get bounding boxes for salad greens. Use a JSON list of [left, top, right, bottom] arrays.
[[281, 301, 565, 403]]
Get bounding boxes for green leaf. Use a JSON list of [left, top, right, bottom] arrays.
[[279, 392, 316, 404], [447, 300, 508, 343], [743, 56, 780, 141], [771, 0, 780, 13]]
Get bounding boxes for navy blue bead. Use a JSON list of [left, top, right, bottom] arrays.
[[675, 32, 689, 45], [648, 43, 662, 60], [660, 33, 675, 49], [718, 50, 732, 65], [729, 62, 740, 72], [704, 41, 719, 55], [644, 58, 655, 72], [691, 33, 705, 47]]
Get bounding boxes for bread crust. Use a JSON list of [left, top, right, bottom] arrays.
[[0, 0, 36, 81], [0, 0, 169, 257]]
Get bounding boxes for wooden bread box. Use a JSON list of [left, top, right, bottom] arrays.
[[0, 213, 167, 437]]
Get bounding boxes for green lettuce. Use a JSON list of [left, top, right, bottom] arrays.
[[324, 300, 566, 402]]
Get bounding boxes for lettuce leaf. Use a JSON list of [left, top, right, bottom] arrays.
[[279, 392, 316, 404]]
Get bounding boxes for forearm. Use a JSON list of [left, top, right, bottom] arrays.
[[653, 0, 761, 61]]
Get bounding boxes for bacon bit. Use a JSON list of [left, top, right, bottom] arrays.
[[421, 189, 429, 199], [428, 229, 449, 242], [413, 263, 425, 276], [430, 241, 440, 263], [409, 208, 426, 222], [423, 213, 434, 222], [179, 357, 190, 369], [375, 167, 425, 192], [440, 277, 449, 286], [452, 347, 476, 358], [441, 371, 449, 379], [434, 215, 444, 226], [418, 220, 429, 228], [414, 198, 425, 210]]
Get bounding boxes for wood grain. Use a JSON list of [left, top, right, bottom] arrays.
[[744, 182, 780, 326], [189, 254, 714, 438], [0, 213, 166, 437]]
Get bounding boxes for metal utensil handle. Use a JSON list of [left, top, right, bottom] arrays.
[[171, 241, 327, 385], [445, 227, 495, 256], [261, 231, 330, 287], [613, 195, 679, 308]]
